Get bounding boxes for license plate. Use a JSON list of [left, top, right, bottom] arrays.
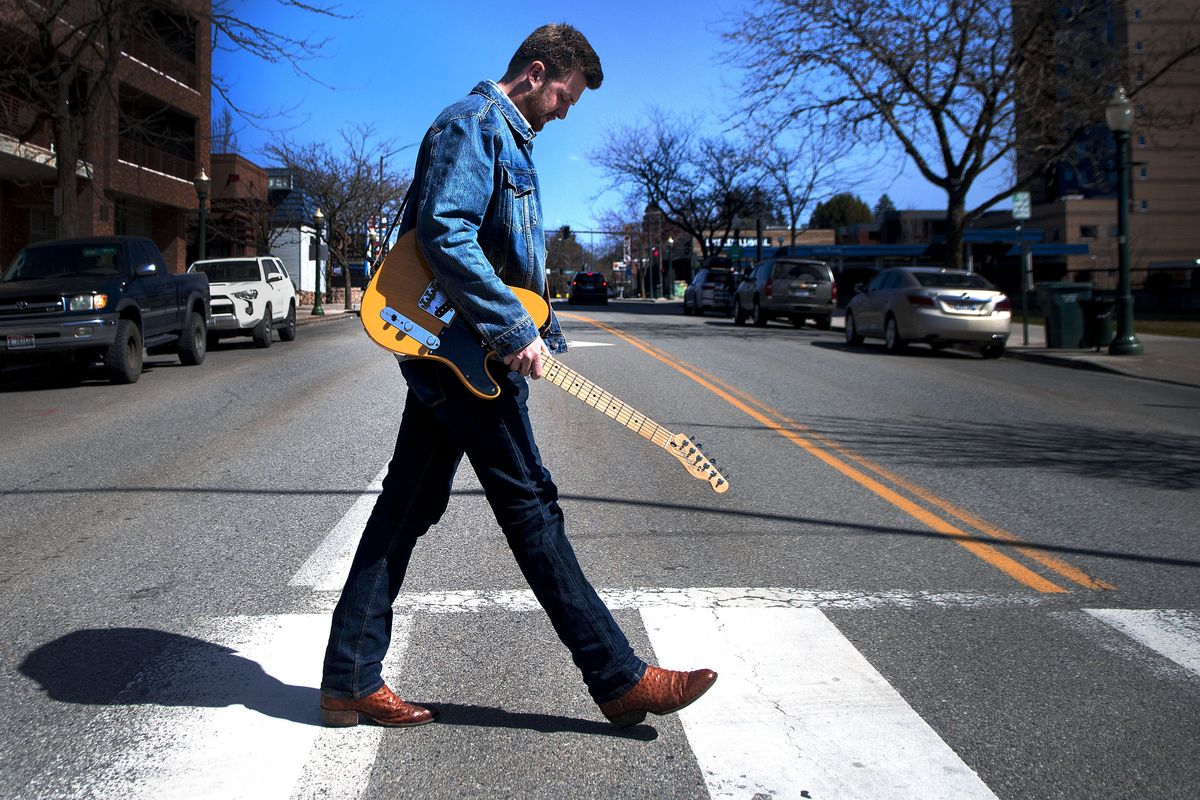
[[6, 335, 35, 350], [954, 303, 977, 312]]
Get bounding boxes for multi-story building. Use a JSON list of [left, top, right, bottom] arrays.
[[0, 2, 211, 273], [1021, 0, 1199, 296]]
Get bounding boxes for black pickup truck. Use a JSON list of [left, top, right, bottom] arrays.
[[0, 236, 210, 384]]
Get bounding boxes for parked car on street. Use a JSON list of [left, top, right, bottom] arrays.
[[682, 265, 736, 316], [189, 256, 298, 348], [567, 271, 608, 305], [1, 236, 210, 384], [732, 257, 836, 328], [843, 267, 1011, 357]]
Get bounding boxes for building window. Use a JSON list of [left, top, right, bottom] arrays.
[[1079, 225, 1098, 240], [1137, 134, 1147, 147], [1139, 166, 1148, 180], [1134, 8, 1142, 20], [1140, 200, 1149, 212], [1135, 41, 1143, 51]]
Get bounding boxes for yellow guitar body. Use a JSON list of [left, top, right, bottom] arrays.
[[360, 230, 547, 398]]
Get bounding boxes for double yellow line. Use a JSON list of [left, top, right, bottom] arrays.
[[560, 313, 1114, 594]]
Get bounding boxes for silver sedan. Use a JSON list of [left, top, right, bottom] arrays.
[[844, 267, 1011, 358]]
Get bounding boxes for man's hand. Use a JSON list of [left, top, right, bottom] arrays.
[[502, 338, 549, 379]]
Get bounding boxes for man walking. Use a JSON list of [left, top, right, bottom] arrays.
[[319, 23, 716, 729]]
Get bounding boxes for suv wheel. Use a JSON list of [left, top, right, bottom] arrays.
[[732, 296, 747, 325], [279, 302, 297, 342], [751, 298, 768, 327], [252, 304, 273, 348], [844, 311, 863, 345], [682, 297, 694, 316]]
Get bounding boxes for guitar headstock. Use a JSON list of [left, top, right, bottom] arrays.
[[667, 433, 729, 494]]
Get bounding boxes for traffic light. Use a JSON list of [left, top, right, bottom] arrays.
[[559, 225, 573, 241], [652, 247, 659, 258]]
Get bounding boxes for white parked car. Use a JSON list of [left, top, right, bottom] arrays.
[[188, 256, 298, 348], [844, 267, 1011, 357]]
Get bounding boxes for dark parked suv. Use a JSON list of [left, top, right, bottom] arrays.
[[732, 257, 837, 329]]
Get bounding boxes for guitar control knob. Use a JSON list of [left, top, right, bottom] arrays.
[[425, 335, 437, 346], [402, 321, 413, 332]]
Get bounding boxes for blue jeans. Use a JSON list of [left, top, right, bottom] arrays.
[[321, 358, 646, 704]]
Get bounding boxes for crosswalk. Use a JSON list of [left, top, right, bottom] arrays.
[[21, 595, 1197, 800], [19, 470, 1199, 800]]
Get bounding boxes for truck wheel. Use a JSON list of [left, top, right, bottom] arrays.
[[107, 319, 143, 384], [278, 302, 297, 342], [177, 311, 207, 366], [253, 304, 273, 348]]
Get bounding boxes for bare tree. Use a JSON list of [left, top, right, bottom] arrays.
[[0, 0, 345, 237], [591, 110, 771, 260], [725, 0, 1200, 269], [266, 125, 409, 309], [212, 105, 239, 153], [752, 122, 863, 244]]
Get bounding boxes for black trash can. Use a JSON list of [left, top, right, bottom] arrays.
[[1036, 282, 1092, 348], [1079, 298, 1115, 350]]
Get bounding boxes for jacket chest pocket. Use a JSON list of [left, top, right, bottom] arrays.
[[500, 165, 538, 234]]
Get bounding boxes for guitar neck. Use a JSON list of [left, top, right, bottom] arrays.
[[542, 355, 674, 451]]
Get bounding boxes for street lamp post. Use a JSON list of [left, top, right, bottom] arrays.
[[1104, 86, 1143, 355], [312, 208, 326, 316], [193, 170, 210, 262], [666, 236, 674, 298]]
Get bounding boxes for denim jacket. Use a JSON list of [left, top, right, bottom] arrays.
[[398, 80, 567, 358]]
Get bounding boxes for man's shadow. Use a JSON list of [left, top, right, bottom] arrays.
[[19, 628, 657, 738], [19, 628, 322, 726]]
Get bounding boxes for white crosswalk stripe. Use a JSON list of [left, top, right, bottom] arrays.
[[1084, 608, 1200, 678]]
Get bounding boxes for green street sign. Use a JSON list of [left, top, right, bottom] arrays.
[[1012, 191, 1031, 220]]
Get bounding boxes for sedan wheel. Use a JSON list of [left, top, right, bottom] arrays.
[[884, 315, 906, 354], [844, 311, 863, 345]]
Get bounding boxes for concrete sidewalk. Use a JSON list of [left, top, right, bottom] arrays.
[[295, 305, 359, 327], [1003, 318, 1200, 389]]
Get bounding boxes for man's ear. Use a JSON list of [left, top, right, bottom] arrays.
[[526, 60, 546, 88]]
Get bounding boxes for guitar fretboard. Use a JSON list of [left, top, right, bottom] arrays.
[[542, 356, 673, 451]]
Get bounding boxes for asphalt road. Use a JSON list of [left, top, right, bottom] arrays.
[[1, 302, 1197, 799]]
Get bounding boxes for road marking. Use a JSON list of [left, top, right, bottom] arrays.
[[71, 613, 412, 800], [558, 313, 1102, 594], [1085, 609, 1200, 678], [291, 466, 388, 591], [641, 606, 999, 800], [565, 340, 614, 348]]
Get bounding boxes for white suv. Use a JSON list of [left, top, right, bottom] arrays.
[[188, 256, 298, 348]]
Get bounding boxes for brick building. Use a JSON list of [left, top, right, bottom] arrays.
[[0, 2, 212, 273]]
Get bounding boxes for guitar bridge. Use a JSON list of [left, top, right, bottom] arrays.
[[379, 306, 441, 350], [418, 282, 457, 325]]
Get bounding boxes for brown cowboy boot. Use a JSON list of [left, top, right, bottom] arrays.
[[320, 684, 436, 727], [598, 666, 718, 727]]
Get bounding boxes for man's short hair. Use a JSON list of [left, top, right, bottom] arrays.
[[503, 23, 603, 90]]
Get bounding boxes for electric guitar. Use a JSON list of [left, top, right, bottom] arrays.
[[360, 231, 729, 493]]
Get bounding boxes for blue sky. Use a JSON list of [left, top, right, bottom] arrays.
[[214, 0, 1008, 238]]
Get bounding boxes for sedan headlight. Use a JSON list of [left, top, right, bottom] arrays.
[[68, 293, 108, 311]]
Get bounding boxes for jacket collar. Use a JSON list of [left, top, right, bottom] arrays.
[[472, 81, 535, 145]]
